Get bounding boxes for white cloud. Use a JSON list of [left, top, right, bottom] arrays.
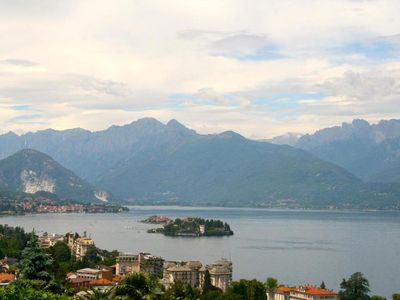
[[0, 0, 400, 138]]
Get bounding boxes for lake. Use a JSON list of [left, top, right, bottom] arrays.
[[1, 206, 400, 297]]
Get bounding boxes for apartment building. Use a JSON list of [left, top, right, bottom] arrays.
[[66, 232, 95, 260], [115, 252, 164, 278]]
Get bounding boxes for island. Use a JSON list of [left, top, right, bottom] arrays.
[[144, 216, 234, 237]]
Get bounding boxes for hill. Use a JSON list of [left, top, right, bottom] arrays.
[[0, 149, 112, 203]]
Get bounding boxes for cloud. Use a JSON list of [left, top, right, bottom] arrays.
[[0, 59, 38, 67], [298, 68, 400, 121], [1, 0, 400, 138]]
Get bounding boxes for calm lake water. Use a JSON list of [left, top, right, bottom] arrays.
[[1, 206, 400, 297]]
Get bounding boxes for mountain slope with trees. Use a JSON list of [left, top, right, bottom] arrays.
[[0, 119, 399, 208], [0, 149, 112, 203]]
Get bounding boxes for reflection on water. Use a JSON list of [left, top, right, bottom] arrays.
[[1, 206, 400, 297]]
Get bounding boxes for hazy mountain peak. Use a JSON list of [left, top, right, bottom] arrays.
[[133, 117, 164, 126], [166, 119, 195, 135], [267, 132, 303, 146], [1, 131, 19, 138], [352, 119, 370, 128], [218, 131, 244, 139]]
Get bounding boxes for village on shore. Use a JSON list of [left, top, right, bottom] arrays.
[[0, 230, 341, 300]]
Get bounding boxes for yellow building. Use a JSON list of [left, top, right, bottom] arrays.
[[67, 232, 95, 260]]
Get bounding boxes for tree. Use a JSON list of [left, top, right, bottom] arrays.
[[84, 245, 99, 263], [113, 272, 160, 299], [320, 281, 326, 289], [393, 294, 400, 300], [19, 232, 54, 282], [229, 279, 267, 300], [339, 272, 370, 300], [202, 270, 214, 294], [371, 296, 386, 300], [81, 287, 114, 300], [51, 242, 71, 262], [265, 277, 278, 290], [162, 281, 200, 300]]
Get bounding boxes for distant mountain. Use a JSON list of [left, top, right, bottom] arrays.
[[0, 118, 196, 181], [0, 118, 399, 209], [296, 119, 400, 183], [0, 149, 112, 203], [265, 132, 303, 146]]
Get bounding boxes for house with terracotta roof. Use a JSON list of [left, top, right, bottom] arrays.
[[269, 285, 339, 300], [0, 273, 15, 287], [89, 278, 116, 291]]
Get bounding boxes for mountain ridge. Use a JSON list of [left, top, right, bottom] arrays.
[[295, 119, 400, 182], [1, 118, 400, 209]]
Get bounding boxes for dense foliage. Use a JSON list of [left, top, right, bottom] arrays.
[[339, 272, 371, 300], [0, 224, 30, 258], [160, 218, 233, 237]]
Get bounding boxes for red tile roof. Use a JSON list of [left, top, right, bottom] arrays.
[[90, 279, 113, 286], [275, 285, 337, 296], [0, 273, 15, 282]]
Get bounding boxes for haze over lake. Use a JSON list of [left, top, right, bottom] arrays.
[[2, 206, 399, 297]]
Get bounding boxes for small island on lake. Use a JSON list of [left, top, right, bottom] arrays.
[[143, 216, 234, 237]]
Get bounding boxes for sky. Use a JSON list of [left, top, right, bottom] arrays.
[[1, 0, 400, 139]]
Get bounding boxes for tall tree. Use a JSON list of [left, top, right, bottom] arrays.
[[393, 294, 400, 300], [320, 281, 326, 289], [18, 232, 54, 282], [229, 279, 267, 300], [265, 277, 278, 290], [339, 272, 370, 300], [371, 296, 386, 300], [112, 272, 159, 299], [202, 270, 214, 294]]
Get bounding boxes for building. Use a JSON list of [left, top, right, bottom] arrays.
[[89, 278, 116, 291], [269, 285, 339, 300], [0, 273, 15, 288], [67, 232, 95, 260], [199, 225, 206, 235], [199, 258, 233, 292], [115, 252, 164, 278], [75, 266, 112, 281], [0, 257, 18, 273], [162, 259, 232, 290], [163, 263, 200, 288], [116, 254, 139, 275], [76, 268, 103, 280], [38, 233, 64, 248], [138, 253, 164, 278]]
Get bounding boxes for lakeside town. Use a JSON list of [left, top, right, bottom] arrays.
[[1, 224, 397, 299]]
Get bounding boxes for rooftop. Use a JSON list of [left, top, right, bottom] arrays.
[[77, 268, 101, 274], [0, 273, 15, 283], [275, 285, 338, 296], [90, 279, 114, 286]]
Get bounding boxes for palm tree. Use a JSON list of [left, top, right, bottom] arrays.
[[112, 272, 160, 300], [80, 287, 114, 299]]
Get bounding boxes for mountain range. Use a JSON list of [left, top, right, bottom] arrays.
[[295, 119, 400, 183], [0, 118, 399, 209]]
